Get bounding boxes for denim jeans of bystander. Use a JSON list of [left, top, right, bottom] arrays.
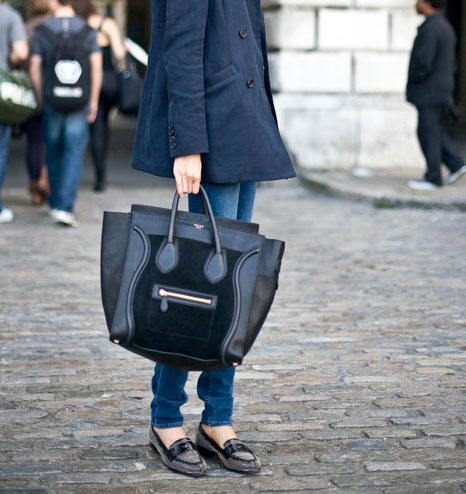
[[0, 122, 12, 213], [43, 110, 88, 213]]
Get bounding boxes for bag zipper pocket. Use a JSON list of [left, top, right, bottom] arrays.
[[152, 284, 217, 313]]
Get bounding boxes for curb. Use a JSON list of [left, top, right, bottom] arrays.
[[299, 171, 466, 212]]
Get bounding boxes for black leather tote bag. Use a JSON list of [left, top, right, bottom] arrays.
[[100, 186, 285, 371]]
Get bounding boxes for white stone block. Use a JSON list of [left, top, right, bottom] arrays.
[[262, 0, 351, 8], [355, 0, 413, 6], [265, 8, 316, 50], [391, 10, 423, 51], [269, 51, 352, 93], [359, 107, 424, 168], [355, 53, 409, 93], [279, 108, 359, 170], [318, 9, 389, 50]]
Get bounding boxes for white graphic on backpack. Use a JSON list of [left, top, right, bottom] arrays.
[[54, 60, 82, 85]]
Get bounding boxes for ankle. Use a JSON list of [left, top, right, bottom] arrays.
[[201, 424, 238, 447], [152, 425, 187, 449]]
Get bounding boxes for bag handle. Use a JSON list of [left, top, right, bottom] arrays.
[[155, 186, 227, 284]]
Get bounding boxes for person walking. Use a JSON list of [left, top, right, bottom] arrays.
[[0, 2, 29, 224], [132, 0, 295, 477], [407, 0, 466, 190], [29, 0, 102, 227], [22, 0, 58, 206], [72, 0, 127, 192]]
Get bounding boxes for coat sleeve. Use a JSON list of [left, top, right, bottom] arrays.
[[408, 29, 437, 84], [162, 1, 209, 158]]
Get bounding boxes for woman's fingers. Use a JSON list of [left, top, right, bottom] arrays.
[[173, 154, 202, 196], [182, 175, 189, 195], [174, 170, 184, 196]]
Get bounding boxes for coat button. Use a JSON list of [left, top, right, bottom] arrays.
[[169, 129, 174, 136], [239, 28, 248, 38], [168, 123, 174, 129], [170, 142, 177, 149], [169, 136, 176, 142], [247, 79, 254, 88]]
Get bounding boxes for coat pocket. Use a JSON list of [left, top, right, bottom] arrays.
[[204, 64, 239, 94]]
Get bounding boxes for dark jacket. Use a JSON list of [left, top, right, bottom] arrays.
[[132, 0, 296, 184], [406, 14, 456, 108]]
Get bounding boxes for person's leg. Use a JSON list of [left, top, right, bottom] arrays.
[[0, 122, 12, 212], [58, 111, 88, 212], [417, 106, 443, 186], [190, 182, 257, 443], [151, 363, 189, 429], [188, 182, 240, 217], [43, 111, 64, 210], [25, 114, 44, 182], [236, 182, 257, 222], [90, 99, 109, 191], [440, 130, 465, 174]]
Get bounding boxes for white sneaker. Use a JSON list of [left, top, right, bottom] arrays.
[[49, 209, 60, 220], [408, 179, 440, 191], [0, 208, 14, 224], [53, 210, 78, 227], [446, 165, 466, 185]]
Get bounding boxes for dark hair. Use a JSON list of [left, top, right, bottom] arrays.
[[425, 0, 445, 9], [58, 0, 73, 5], [71, 0, 96, 19], [26, 0, 51, 18]]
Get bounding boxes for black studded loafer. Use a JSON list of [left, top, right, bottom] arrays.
[[148, 426, 206, 477], [195, 423, 261, 474]]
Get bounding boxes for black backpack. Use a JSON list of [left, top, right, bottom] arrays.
[[36, 22, 93, 113]]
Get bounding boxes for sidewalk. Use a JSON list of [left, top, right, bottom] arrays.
[[1, 125, 466, 492], [300, 168, 466, 211]]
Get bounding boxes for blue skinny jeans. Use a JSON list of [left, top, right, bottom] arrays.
[[151, 181, 257, 428]]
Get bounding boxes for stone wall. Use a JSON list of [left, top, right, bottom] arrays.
[[262, 0, 425, 171]]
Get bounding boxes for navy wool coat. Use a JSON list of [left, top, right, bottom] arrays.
[[132, 0, 296, 184]]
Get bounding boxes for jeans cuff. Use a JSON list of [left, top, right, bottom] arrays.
[[151, 421, 184, 429], [201, 420, 233, 427]]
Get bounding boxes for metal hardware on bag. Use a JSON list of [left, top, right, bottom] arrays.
[[158, 288, 212, 306], [233, 363, 239, 366], [194, 223, 205, 230], [113, 339, 120, 344]]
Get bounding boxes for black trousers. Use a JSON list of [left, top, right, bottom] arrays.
[[90, 96, 114, 187], [416, 105, 464, 185], [23, 114, 43, 182]]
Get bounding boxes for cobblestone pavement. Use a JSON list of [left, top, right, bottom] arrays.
[[1, 172, 466, 493]]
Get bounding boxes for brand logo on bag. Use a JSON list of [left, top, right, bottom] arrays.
[[53, 86, 83, 98], [54, 60, 82, 84], [194, 224, 205, 230]]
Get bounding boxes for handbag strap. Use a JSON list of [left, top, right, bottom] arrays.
[[168, 185, 221, 255], [156, 186, 227, 283]]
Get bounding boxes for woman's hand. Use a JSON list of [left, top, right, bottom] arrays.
[[173, 154, 202, 196]]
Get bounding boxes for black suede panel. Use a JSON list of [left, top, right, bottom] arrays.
[[132, 235, 242, 360]]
